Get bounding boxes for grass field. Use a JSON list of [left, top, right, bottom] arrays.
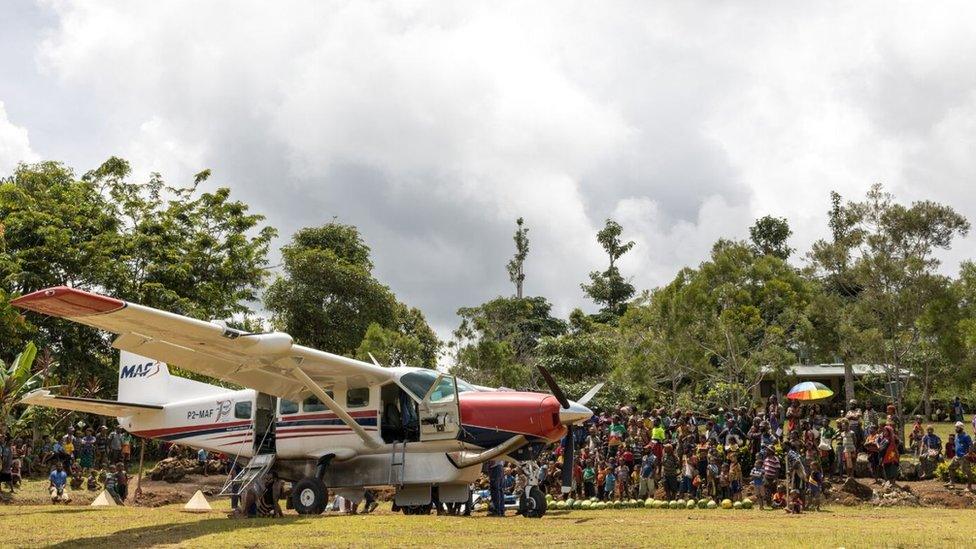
[[1, 500, 975, 548]]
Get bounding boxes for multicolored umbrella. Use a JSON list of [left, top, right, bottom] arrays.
[[786, 381, 834, 401]]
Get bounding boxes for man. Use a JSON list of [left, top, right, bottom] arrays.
[[638, 452, 656, 499], [762, 445, 782, 507], [946, 422, 973, 491], [0, 435, 12, 493], [917, 426, 942, 480], [197, 447, 209, 476], [952, 397, 965, 423], [108, 426, 122, 465], [49, 462, 70, 503], [95, 426, 109, 467], [661, 444, 680, 501], [488, 459, 506, 516]]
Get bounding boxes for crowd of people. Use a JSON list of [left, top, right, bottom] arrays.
[[514, 396, 976, 514], [0, 424, 135, 504]]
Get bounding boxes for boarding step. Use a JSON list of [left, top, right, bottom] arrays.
[[218, 453, 276, 497], [389, 441, 407, 487]]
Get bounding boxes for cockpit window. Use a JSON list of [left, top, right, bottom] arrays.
[[399, 370, 476, 401]]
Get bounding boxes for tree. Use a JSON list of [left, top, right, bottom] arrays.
[[749, 215, 793, 260], [0, 158, 276, 388], [819, 185, 969, 437], [355, 304, 440, 369], [266, 222, 440, 363], [616, 284, 704, 406], [0, 342, 45, 435], [449, 296, 566, 387], [581, 219, 636, 319], [266, 223, 397, 355], [506, 217, 529, 298], [616, 240, 813, 409], [535, 331, 615, 383]]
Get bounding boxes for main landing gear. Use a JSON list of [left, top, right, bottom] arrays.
[[291, 455, 333, 515], [291, 477, 327, 515]]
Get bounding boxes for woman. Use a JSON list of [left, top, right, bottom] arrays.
[[879, 425, 900, 480]]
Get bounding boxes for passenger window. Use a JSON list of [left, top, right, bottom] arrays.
[[279, 399, 299, 415], [303, 393, 332, 413], [234, 401, 252, 419], [346, 387, 369, 408]]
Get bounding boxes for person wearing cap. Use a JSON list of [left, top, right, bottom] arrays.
[[946, 422, 973, 490]]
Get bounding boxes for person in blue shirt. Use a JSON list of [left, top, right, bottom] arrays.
[[197, 448, 209, 476], [49, 462, 70, 503], [638, 453, 656, 499], [952, 397, 965, 423], [918, 426, 943, 480], [603, 469, 616, 500], [947, 422, 973, 490]]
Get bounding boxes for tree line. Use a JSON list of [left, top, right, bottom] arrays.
[[1, 158, 975, 435], [450, 184, 976, 424]]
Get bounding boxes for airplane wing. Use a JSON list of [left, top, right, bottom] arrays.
[[11, 286, 395, 401], [20, 389, 163, 417]]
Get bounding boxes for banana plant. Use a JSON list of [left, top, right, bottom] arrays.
[[0, 342, 45, 434]]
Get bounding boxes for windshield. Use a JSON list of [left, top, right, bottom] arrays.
[[400, 370, 477, 401]]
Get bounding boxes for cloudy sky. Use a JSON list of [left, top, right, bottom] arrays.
[[2, 1, 976, 338]]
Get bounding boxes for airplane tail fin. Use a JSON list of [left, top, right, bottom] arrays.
[[119, 350, 225, 406]]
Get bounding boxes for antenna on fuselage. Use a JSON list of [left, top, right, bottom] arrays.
[[367, 352, 383, 367]]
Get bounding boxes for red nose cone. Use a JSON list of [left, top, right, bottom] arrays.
[[458, 391, 567, 442]]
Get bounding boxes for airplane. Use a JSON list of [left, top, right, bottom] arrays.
[[12, 286, 600, 517]]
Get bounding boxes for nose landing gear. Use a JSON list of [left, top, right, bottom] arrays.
[[516, 460, 548, 518]]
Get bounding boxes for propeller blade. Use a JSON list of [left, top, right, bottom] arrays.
[[577, 382, 605, 406], [537, 365, 570, 409], [561, 432, 575, 494]]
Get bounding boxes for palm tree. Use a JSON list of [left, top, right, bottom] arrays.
[[0, 342, 44, 435]]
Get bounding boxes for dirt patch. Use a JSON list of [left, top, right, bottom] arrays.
[[130, 473, 226, 507], [908, 479, 976, 509]]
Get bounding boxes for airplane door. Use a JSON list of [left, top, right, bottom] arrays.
[[418, 374, 461, 441]]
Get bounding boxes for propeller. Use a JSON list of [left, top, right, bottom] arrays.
[[538, 365, 578, 495], [577, 382, 605, 406], [560, 430, 575, 494], [536, 365, 570, 409]]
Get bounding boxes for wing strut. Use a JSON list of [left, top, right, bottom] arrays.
[[288, 362, 381, 449]]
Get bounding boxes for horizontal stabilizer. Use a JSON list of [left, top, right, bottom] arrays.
[[19, 389, 163, 417]]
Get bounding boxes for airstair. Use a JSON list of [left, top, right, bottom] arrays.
[[389, 441, 407, 486], [219, 453, 276, 497], [219, 396, 277, 498]]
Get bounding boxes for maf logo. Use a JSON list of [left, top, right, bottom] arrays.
[[120, 361, 160, 379]]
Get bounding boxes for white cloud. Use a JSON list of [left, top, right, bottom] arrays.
[[0, 101, 38, 174], [4, 0, 976, 335]]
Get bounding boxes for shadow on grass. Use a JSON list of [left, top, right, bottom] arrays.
[[0, 507, 95, 517], [54, 515, 313, 548]]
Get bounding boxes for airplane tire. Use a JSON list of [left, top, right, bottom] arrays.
[[519, 487, 547, 518], [292, 477, 327, 515]]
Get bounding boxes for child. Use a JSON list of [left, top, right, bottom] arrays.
[[718, 463, 731, 501], [9, 458, 20, 490], [771, 484, 787, 509], [86, 471, 99, 491], [69, 465, 84, 490], [750, 459, 765, 509], [706, 457, 719, 501], [603, 469, 617, 501], [729, 459, 743, 502], [680, 454, 695, 498], [786, 488, 803, 514], [808, 462, 823, 511]]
